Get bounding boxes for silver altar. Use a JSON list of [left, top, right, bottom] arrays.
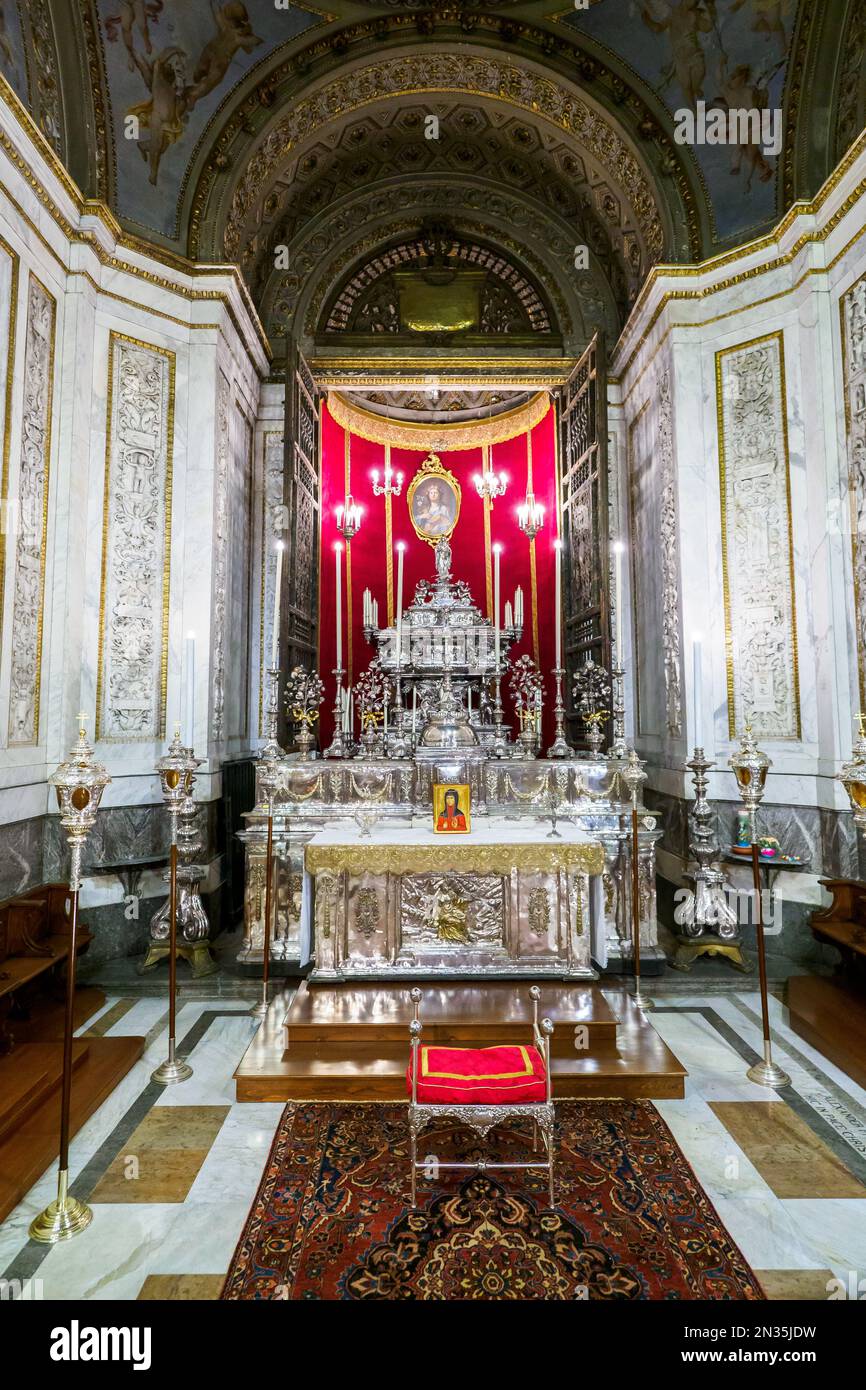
[[239, 541, 663, 980]]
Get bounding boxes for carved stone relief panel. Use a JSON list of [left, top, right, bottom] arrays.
[[227, 399, 253, 741], [716, 332, 800, 739], [96, 333, 174, 741], [259, 429, 285, 735], [7, 274, 55, 746], [211, 370, 230, 743], [841, 272, 866, 707]]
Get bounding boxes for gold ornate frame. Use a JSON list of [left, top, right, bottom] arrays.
[[407, 453, 461, 546]]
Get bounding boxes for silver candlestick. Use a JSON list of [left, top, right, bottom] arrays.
[[492, 666, 508, 758], [609, 665, 627, 759], [325, 666, 346, 759], [261, 668, 281, 762], [547, 666, 570, 758], [672, 748, 744, 972]]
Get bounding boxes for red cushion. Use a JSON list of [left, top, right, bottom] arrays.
[[407, 1043, 547, 1104]]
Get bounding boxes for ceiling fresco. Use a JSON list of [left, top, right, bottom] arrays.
[[94, 0, 321, 237], [565, 0, 796, 240]]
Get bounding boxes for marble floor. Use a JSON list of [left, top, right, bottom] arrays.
[[2, 985, 865, 1300]]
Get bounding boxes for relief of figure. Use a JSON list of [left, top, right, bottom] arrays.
[[109, 1, 263, 186], [639, 0, 715, 107]]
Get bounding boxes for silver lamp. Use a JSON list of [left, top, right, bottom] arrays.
[[30, 714, 110, 1242]]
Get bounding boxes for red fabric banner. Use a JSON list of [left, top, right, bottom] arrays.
[[317, 400, 560, 749]]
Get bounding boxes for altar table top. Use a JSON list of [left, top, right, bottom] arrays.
[[304, 820, 604, 876]]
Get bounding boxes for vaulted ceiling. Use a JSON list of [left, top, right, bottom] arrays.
[[1, 0, 861, 353]]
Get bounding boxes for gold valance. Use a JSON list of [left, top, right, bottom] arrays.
[[305, 840, 604, 877], [327, 390, 550, 452]]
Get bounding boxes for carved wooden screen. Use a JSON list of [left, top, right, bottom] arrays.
[[282, 341, 320, 673], [557, 333, 610, 743]]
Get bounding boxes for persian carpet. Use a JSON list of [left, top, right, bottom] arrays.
[[222, 1101, 765, 1300]]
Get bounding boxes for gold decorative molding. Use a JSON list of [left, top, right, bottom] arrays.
[[328, 389, 550, 451], [0, 233, 20, 656], [306, 840, 605, 876]]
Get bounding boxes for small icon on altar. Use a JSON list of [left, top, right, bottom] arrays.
[[433, 783, 471, 834]]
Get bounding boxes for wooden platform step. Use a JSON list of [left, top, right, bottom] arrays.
[[286, 981, 619, 1058], [235, 984, 687, 1103], [788, 975, 866, 1091], [0, 1041, 89, 1145]]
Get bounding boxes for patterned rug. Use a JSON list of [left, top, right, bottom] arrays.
[[222, 1101, 765, 1300]]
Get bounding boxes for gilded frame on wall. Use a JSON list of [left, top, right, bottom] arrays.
[[407, 453, 461, 546]]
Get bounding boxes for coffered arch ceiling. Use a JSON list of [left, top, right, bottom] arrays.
[[2, 0, 859, 343]]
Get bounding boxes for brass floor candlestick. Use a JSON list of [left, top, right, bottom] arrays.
[[622, 749, 652, 1012], [151, 729, 196, 1085], [730, 725, 790, 1089], [31, 716, 110, 1243]]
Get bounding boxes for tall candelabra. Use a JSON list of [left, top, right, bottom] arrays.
[[730, 724, 790, 1089], [151, 727, 199, 1085], [672, 747, 744, 972], [30, 716, 110, 1243], [491, 665, 508, 758], [251, 745, 283, 1019], [547, 666, 570, 758], [621, 748, 653, 1013], [325, 665, 347, 759]]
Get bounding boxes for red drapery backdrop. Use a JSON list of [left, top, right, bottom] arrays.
[[317, 400, 560, 748]]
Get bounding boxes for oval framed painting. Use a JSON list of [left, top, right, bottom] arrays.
[[407, 453, 461, 546]]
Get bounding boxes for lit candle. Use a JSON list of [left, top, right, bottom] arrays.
[[271, 541, 284, 670], [693, 633, 704, 751], [396, 542, 405, 665], [613, 541, 624, 665], [493, 543, 502, 668], [335, 543, 343, 670], [184, 631, 195, 749], [555, 539, 562, 669]]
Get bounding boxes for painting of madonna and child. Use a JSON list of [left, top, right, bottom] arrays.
[[433, 784, 472, 834]]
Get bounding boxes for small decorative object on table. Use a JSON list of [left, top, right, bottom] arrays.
[[284, 665, 325, 759], [355, 659, 387, 757], [509, 655, 543, 759]]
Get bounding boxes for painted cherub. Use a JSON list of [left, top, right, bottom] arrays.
[[639, 0, 715, 107], [730, 0, 793, 57], [714, 59, 775, 188], [105, 1, 162, 72]]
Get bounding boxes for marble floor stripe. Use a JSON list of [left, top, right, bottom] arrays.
[[137, 1274, 224, 1300], [709, 1102, 866, 1199], [90, 1106, 231, 1204], [81, 998, 137, 1038], [653, 1006, 866, 1187]]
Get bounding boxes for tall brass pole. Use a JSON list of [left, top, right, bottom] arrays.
[[152, 728, 196, 1085], [622, 749, 652, 1012], [730, 724, 790, 1088], [31, 715, 110, 1243]]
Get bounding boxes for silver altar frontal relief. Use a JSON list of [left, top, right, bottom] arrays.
[[305, 821, 604, 980]]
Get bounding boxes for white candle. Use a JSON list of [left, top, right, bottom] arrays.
[[613, 541, 624, 664], [396, 542, 405, 665], [271, 542, 284, 670], [184, 631, 195, 748], [493, 543, 502, 668], [335, 543, 343, 670], [693, 634, 704, 751], [555, 539, 562, 669], [505, 600, 513, 630]]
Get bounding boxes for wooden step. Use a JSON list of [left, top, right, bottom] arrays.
[[236, 986, 686, 1103], [788, 975, 866, 1090], [0, 1035, 145, 1224], [0, 1041, 89, 1145], [285, 981, 618, 1058]]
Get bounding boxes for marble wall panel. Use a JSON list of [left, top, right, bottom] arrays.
[[7, 273, 55, 746], [840, 270, 866, 706], [96, 333, 175, 742], [716, 332, 800, 740], [259, 429, 284, 736]]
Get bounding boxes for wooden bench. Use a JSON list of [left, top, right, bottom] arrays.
[[0, 884, 93, 1052]]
